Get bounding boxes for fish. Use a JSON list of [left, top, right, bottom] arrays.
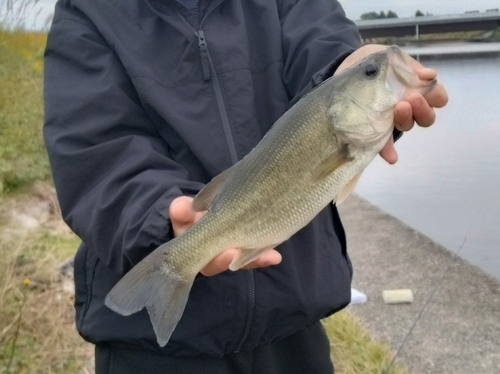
[[105, 45, 437, 347]]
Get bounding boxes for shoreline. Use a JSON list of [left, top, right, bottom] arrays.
[[339, 194, 500, 373], [401, 41, 500, 59]]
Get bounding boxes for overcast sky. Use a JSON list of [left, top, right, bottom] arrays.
[[2, 0, 500, 31], [339, 0, 500, 19]]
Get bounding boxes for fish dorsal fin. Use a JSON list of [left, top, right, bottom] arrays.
[[312, 144, 352, 183], [334, 172, 362, 205], [192, 165, 235, 212]]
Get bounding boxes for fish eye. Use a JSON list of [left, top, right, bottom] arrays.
[[364, 62, 379, 78]]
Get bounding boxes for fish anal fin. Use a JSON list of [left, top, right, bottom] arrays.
[[192, 165, 235, 212], [334, 172, 362, 205], [312, 144, 352, 183], [228, 245, 278, 271]]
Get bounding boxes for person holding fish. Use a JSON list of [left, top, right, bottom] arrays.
[[43, 0, 448, 373]]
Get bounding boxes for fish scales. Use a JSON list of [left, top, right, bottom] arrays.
[[167, 85, 346, 274], [105, 45, 438, 347]]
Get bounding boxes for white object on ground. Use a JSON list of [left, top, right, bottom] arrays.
[[350, 288, 367, 305], [383, 289, 414, 304]]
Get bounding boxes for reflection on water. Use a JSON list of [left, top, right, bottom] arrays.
[[355, 53, 500, 279]]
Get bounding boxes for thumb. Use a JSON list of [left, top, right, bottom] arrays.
[[409, 58, 437, 81], [170, 196, 195, 223], [170, 196, 207, 237], [170, 196, 196, 226]]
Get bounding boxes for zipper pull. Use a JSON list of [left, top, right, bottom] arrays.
[[195, 30, 211, 81]]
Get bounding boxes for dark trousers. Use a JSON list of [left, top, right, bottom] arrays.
[[95, 321, 334, 374]]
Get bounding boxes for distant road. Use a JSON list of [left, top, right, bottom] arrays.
[[355, 11, 500, 38]]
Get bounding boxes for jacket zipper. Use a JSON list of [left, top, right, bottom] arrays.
[[174, 2, 255, 352], [195, 30, 211, 81], [194, 30, 239, 163], [174, 3, 239, 164], [234, 270, 255, 352]]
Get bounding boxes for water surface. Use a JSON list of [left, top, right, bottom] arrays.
[[355, 51, 500, 279]]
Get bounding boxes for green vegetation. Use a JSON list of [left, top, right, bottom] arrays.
[[0, 192, 91, 374], [0, 27, 415, 374], [492, 27, 500, 40], [0, 29, 51, 194], [417, 28, 500, 41], [324, 313, 411, 374], [360, 10, 398, 20], [362, 26, 500, 45]]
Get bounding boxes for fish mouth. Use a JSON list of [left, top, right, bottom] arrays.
[[387, 45, 437, 96]]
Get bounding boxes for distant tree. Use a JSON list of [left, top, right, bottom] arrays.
[[415, 10, 425, 17], [360, 11, 381, 20], [360, 10, 398, 20], [387, 10, 398, 18]]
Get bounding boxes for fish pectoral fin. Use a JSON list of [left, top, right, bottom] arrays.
[[312, 144, 352, 184], [192, 165, 235, 212], [334, 172, 362, 206], [229, 245, 279, 271]]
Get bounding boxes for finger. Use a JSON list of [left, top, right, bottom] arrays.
[[169, 196, 196, 224], [417, 67, 438, 81], [170, 196, 207, 237], [422, 81, 448, 109], [409, 59, 448, 108], [408, 58, 448, 108], [414, 64, 437, 81], [379, 136, 398, 165], [407, 56, 437, 80], [200, 249, 237, 277], [200, 248, 283, 277], [405, 93, 435, 128], [241, 249, 282, 270], [394, 101, 414, 132]]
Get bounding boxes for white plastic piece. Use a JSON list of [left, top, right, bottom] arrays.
[[350, 288, 368, 305], [383, 289, 414, 304]]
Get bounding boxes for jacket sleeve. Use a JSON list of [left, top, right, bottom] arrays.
[[278, 0, 362, 105], [43, 14, 205, 275]]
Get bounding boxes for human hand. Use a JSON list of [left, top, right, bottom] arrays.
[[169, 196, 282, 276], [335, 44, 449, 164]]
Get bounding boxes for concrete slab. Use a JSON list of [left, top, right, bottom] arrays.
[[339, 195, 500, 374], [402, 42, 500, 56]]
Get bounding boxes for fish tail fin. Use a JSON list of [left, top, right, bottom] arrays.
[[105, 243, 195, 347]]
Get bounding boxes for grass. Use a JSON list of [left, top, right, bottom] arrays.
[[324, 312, 411, 374], [364, 27, 500, 45], [0, 195, 414, 374], [0, 193, 92, 374], [0, 28, 50, 194], [0, 196, 414, 374], [0, 27, 415, 374]]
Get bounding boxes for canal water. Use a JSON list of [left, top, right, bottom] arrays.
[[354, 46, 500, 280]]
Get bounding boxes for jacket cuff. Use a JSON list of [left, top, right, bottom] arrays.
[[393, 129, 403, 143]]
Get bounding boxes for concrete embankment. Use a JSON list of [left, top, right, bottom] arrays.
[[339, 195, 500, 374], [402, 42, 500, 59]]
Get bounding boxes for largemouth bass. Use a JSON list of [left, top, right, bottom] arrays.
[[105, 45, 437, 347]]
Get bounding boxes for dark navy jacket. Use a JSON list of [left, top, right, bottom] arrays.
[[43, 0, 362, 358]]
